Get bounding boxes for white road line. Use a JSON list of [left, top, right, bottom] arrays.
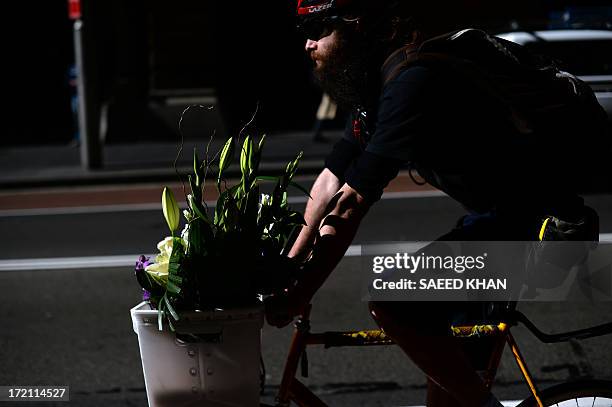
[[2, 234, 612, 271], [0, 255, 153, 271], [0, 203, 163, 217], [402, 403, 520, 407], [0, 190, 444, 218]]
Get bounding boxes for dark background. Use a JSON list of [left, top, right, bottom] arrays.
[[1, 0, 611, 146]]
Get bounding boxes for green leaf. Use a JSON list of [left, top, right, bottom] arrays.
[[193, 148, 201, 187], [166, 280, 181, 295], [164, 295, 180, 321], [285, 151, 303, 180], [188, 175, 201, 203], [168, 274, 183, 284], [166, 236, 183, 295], [240, 136, 253, 180], [162, 187, 180, 233], [218, 137, 234, 187], [286, 211, 307, 226], [214, 185, 240, 228], [271, 177, 284, 209], [157, 302, 165, 331], [258, 134, 266, 152], [167, 261, 180, 276], [281, 191, 288, 208], [289, 181, 312, 199], [188, 194, 211, 225], [251, 134, 266, 175], [256, 175, 279, 183]]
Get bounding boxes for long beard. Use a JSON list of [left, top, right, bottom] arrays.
[[313, 35, 372, 110]]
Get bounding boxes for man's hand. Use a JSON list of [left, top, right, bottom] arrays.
[[264, 291, 305, 328], [266, 183, 369, 328]]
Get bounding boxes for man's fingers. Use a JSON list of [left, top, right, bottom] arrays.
[[265, 311, 292, 328], [264, 295, 294, 328]]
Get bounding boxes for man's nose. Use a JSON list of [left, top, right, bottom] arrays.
[[305, 39, 317, 52]]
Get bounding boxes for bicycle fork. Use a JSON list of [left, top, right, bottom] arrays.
[[276, 306, 328, 407], [502, 323, 544, 407]]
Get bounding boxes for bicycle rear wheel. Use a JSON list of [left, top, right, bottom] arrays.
[[516, 380, 612, 407]]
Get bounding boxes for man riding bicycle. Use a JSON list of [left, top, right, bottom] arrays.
[[265, 1, 607, 406]]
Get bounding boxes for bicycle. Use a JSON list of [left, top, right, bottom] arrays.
[[263, 303, 612, 407]]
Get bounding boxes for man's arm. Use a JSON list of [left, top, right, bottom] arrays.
[[267, 183, 369, 326], [291, 183, 369, 306], [288, 168, 343, 262]]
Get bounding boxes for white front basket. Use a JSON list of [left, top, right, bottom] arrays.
[[131, 302, 264, 407]]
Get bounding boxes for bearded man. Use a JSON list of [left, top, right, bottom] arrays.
[[265, 1, 605, 406]]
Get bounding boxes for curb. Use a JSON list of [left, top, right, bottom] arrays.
[[0, 159, 326, 190]]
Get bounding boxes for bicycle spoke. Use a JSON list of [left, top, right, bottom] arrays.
[[550, 397, 612, 407]]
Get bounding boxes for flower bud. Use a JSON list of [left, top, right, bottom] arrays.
[[162, 187, 180, 233]]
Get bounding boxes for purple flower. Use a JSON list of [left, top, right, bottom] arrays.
[[135, 255, 154, 302], [135, 255, 152, 272]]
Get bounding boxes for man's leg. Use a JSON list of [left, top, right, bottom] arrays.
[[368, 301, 495, 407]]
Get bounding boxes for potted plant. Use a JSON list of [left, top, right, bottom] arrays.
[[131, 132, 307, 407]]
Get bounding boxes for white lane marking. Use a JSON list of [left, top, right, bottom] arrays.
[[0, 190, 445, 218], [600, 233, 612, 242], [2, 234, 611, 271], [0, 203, 163, 217], [0, 255, 154, 271], [402, 403, 520, 407], [0, 245, 359, 271]]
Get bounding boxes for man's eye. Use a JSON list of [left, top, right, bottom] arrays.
[[298, 20, 335, 41], [319, 26, 333, 38]]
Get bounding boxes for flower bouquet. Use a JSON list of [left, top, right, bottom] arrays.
[[131, 132, 307, 407]]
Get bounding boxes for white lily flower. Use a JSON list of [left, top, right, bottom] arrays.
[[181, 224, 190, 248], [258, 193, 271, 216], [145, 237, 182, 283]]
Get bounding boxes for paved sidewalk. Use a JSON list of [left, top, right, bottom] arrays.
[[0, 131, 342, 189]]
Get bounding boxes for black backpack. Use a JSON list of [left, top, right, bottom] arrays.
[[381, 28, 610, 187]]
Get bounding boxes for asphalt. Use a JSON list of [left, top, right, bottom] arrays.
[[3, 195, 612, 406], [0, 131, 342, 189], [2, 131, 612, 406]]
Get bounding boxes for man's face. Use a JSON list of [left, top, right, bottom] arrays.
[[302, 22, 367, 109], [305, 30, 340, 78]]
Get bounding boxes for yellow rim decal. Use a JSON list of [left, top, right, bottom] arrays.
[[538, 217, 550, 241]]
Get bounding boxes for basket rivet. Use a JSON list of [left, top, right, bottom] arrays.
[[189, 368, 197, 376], [188, 349, 196, 357]]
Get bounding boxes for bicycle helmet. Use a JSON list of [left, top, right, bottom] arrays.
[[296, 0, 404, 40], [296, 0, 355, 17], [296, 0, 358, 40]]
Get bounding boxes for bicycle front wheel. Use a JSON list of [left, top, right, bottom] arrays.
[[517, 380, 612, 407]]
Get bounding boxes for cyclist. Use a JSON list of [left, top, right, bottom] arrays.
[[265, 1, 606, 406]]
